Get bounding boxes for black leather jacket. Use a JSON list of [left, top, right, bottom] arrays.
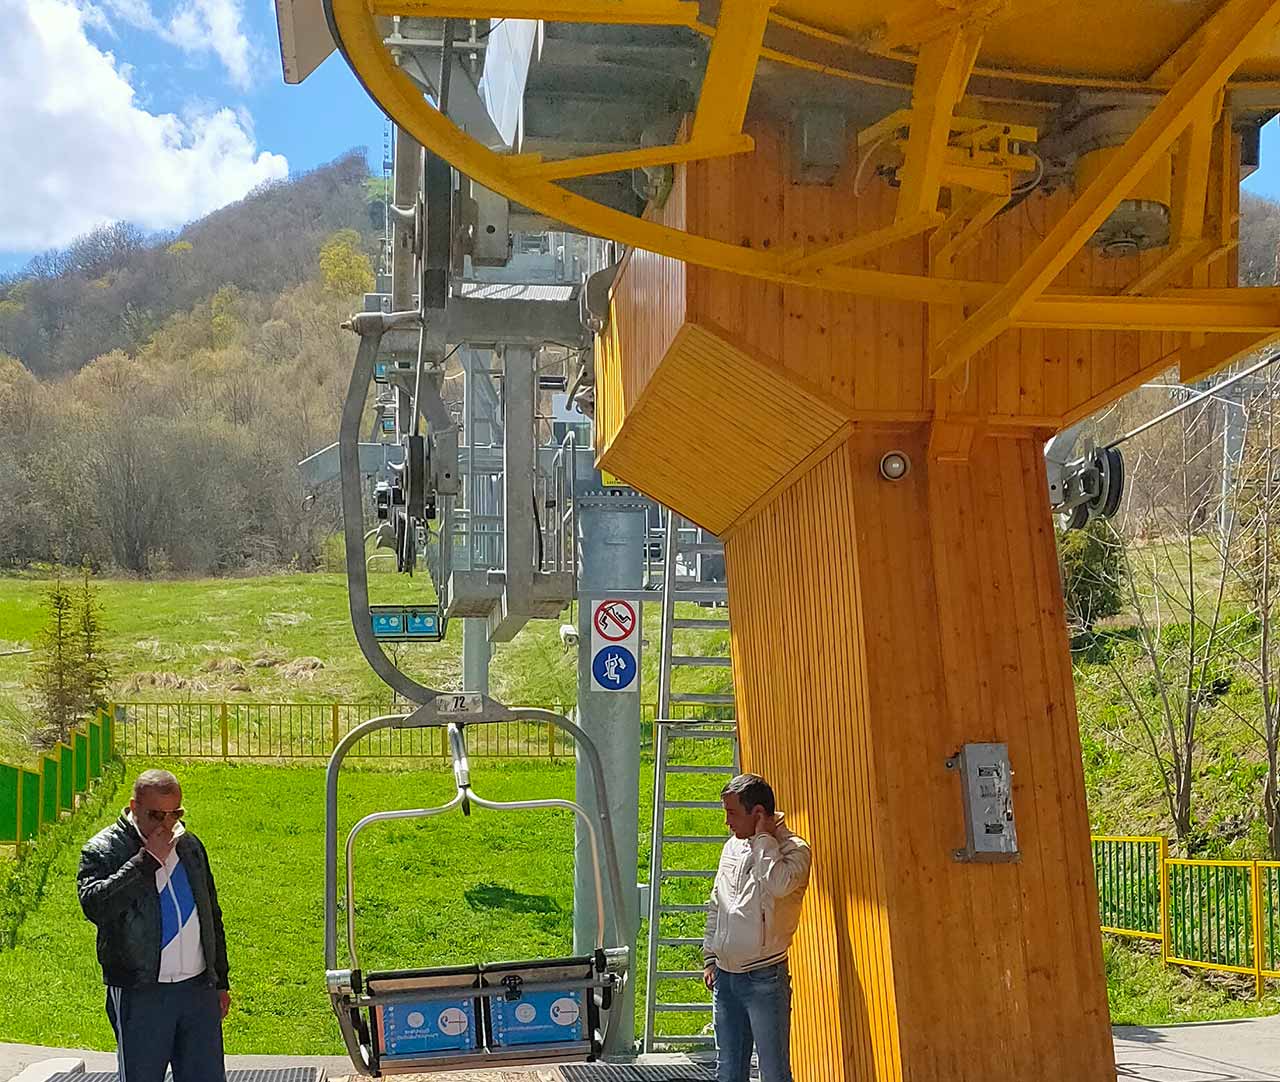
[[77, 814, 229, 990]]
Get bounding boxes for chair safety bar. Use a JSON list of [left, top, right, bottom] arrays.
[[324, 704, 631, 1075]]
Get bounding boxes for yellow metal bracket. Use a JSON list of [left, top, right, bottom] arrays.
[[932, 0, 1280, 379], [507, 134, 755, 181]]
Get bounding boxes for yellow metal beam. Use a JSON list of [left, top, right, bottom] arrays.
[[1180, 331, 1280, 383], [1018, 294, 1280, 333], [940, 158, 1014, 196], [895, 26, 984, 222], [689, 0, 775, 142], [367, 0, 700, 24], [931, 0, 1280, 379], [782, 212, 943, 273], [934, 191, 1008, 265], [1124, 240, 1215, 296], [508, 135, 754, 181]]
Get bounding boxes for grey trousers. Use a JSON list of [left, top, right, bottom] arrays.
[[106, 977, 226, 1082]]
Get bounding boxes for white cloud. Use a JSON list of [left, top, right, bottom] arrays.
[[0, 0, 288, 252], [98, 0, 255, 88]]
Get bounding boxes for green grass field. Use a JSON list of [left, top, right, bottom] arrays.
[[0, 572, 731, 766], [0, 758, 590, 1053]]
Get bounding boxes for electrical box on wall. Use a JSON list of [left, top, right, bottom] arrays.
[[946, 743, 1018, 863]]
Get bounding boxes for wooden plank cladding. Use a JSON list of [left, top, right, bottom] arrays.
[[597, 323, 847, 536], [725, 428, 1115, 1082]]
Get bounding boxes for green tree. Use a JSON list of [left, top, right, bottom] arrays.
[[75, 566, 110, 717], [210, 284, 244, 348], [1058, 519, 1123, 633], [318, 229, 375, 297], [30, 572, 79, 745]]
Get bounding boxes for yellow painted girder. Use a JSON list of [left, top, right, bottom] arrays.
[[367, 0, 700, 24], [1018, 294, 1280, 333], [895, 26, 984, 222], [508, 135, 755, 181], [690, 0, 776, 142], [932, 0, 1280, 379]]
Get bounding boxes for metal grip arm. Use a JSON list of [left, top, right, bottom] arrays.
[[339, 317, 440, 705]]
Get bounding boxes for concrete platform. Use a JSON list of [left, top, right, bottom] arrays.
[[4, 1018, 1280, 1082]]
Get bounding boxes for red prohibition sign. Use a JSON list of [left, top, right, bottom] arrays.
[[593, 599, 636, 642]]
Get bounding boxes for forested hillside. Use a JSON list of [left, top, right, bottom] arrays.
[[0, 151, 383, 574], [0, 151, 379, 378]]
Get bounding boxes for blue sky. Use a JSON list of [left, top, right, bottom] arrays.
[[0, 0, 385, 272]]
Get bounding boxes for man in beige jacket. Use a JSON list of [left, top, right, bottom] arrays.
[[702, 773, 811, 1082]]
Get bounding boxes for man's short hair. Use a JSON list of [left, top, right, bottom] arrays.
[[133, 769, 180, 800], [721, 773, 775, 815]]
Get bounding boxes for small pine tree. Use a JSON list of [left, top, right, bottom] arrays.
[[76, 566, 110, 716], [31, 571, 79, 745]]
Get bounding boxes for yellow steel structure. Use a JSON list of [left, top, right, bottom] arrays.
[[325, 0, 1280, 388]]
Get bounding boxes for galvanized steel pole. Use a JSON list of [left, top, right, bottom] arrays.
[[573, 489, 646, 1054]]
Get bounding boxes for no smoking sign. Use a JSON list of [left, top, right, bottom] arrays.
[[590, 598, 640, 693]]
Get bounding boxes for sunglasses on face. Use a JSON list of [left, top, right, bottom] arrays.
[[141, 807, 185, 823]]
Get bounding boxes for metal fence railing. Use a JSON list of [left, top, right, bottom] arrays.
[[111, 701, 726, 760], [0, 707, 117, 857], [1092, 834, 1280, 997]]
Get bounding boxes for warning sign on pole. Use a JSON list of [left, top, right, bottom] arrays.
[[590, 598, 640, 692]]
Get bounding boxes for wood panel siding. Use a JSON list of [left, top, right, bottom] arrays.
[[596, 323, 847, 535], [725, 429, 1115, 1082]]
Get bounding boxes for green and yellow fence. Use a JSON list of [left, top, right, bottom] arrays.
[[1092, 835, 1280, 997], [0, 707, 116, 858]]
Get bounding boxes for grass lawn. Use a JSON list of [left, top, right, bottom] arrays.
[[0, 572, 732, 765], [0, 758, 589, 1053]]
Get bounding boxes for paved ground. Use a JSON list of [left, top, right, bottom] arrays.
[[5, 1016, 1280, 1082], [1113, 1015, 1280, 1081]]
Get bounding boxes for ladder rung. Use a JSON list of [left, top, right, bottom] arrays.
[[665, 765, 736, 774], [655, 970, 707, 980], [659, 726, 736, 739], [656, 937, 705, 946], [663, 800, 724, 809], [660, 869, 716, 879], [671, 693, 735, 705], [676, 543, 723, 555], [662, 834, 726, 844], [672, 655, 732, 667], [667, 590, 729, 604], [673, 618, 729, 630], [655, 1003, 714, 1013], [659, 904, 708, 913]]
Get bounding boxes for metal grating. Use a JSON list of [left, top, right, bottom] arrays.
[[48, 1070, 324, 1082], [559, 1065, 716, 1082]]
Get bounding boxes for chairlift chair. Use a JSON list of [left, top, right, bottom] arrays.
[[324, 707, 630, 1076]]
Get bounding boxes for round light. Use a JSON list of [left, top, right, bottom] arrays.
[[879, 451, 911, 481]]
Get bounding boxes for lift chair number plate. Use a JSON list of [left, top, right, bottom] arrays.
[[947, 742, 1019, 863]]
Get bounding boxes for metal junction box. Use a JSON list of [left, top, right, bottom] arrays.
[[947, 742, 1019, 863]]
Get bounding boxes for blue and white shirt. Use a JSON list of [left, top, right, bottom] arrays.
[[128, 813, 206, 982]]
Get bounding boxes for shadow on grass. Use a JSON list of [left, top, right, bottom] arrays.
[[465, 882, 561, 916]]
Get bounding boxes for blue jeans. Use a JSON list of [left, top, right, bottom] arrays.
[[712, 961, 793, 1082]]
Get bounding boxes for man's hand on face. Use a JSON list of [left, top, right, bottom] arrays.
[[144, 829, 176, 863], [703, 963, 717, 990], [751, 807, 779, 837], [219, 990, 231, 1019]]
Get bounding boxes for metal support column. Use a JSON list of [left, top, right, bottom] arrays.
[[462, 618, 491, 694], [573, 491, 646, 1055]]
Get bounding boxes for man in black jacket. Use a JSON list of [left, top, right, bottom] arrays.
[[78, 768, 230, 1082]]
